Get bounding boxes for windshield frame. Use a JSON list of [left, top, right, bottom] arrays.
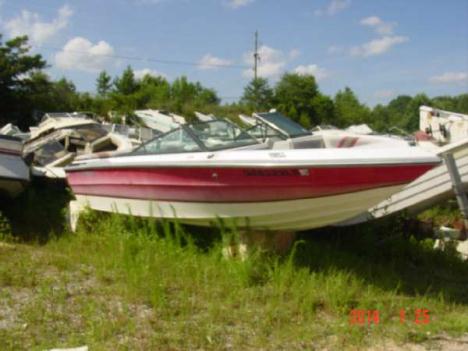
[[254, 112, 312, 138], [133, 119, 259, 155]]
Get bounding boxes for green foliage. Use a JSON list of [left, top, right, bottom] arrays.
[[0, 179, 71, 243], [1, 34, 467, 134], [113, 65, 138, 95], [96, 70, 112, 96], [274, 73, 320, 125], [0, 35, 47, 127], [334, 87, 371, 127], [240, 78, 274, 111], [1, 211, 467, 349]]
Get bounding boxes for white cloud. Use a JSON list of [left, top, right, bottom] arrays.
[[374, 89, 395, 98], [294, 64, 329, 81], [288, 49, 301, 60], [430, 72, 468, 84], [55, 37, 115, 72], [360, 16, 396, 35], [350, 35, 408, 57], [315, 0, 351, 16], [328, 45, 343, 54], [134, 68, 166, 79], [197, 54, 232, 70], [3, 5, 72, 45], [242, 45, 288, 79], [228, 0, 254, 9]]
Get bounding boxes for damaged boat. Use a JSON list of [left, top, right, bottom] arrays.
[[24, 112, 134, 179], [0, 135, 30, 197], [339, 106, 468, 225]]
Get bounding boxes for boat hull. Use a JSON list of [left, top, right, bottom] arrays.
[[66, 164, 434, 204], [65, 148, 440, 231], [73, 184, 404, 231], [0, 137, 30, 197]]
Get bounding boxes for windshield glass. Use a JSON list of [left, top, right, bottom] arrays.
[[256, 112, 311, 138], [134, 120, 258, 155], [135, 128, 201, 154], [188, 120, 258, 151], [245, 123, 286, 141]]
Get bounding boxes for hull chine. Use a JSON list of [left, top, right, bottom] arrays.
[[73, 185, 404, 231]]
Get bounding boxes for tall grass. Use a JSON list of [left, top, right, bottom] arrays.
[[26, 209, 465, 349], [1, 187, 468, 349]]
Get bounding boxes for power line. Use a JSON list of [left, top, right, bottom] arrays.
[[32, 45, 250, 70]]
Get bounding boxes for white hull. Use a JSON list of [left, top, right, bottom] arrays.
[[134, 110, 185, 133], [74, 185, 403, 231], [340, 140, 468, 225]]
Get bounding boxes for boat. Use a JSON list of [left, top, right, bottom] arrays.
[[0, 135, 30, 197], [339, 106, 468, 225], [420, 105, 468, 144], [195, 111, 217, 122], [24, 112, 134, 179], [29, 112, 97, 140], [65, 119, 439, 231], [134, 109, 186, 133], [242, 110, 413, 149]]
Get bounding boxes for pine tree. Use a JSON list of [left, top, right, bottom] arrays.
[[240, 78, 274, 111], [96, 71, 112, 96]]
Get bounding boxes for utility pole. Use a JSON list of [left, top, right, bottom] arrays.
[[253, 30, 259, 80]]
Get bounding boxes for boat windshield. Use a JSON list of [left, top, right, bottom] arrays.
[[256, 112, 311, 138], [135, 128, 202, 154], [244, 123, 286, 141], [188, 120, 258, 151], [134, 120, 258, 154]]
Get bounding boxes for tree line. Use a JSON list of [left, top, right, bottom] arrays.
[[1, 34, 467, 132]]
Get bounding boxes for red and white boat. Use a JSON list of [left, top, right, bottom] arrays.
[[0, 135, 30, 197], [65, 120, 439, 231]]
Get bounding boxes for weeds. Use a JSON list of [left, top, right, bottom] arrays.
[[0, 201, 467, 349]]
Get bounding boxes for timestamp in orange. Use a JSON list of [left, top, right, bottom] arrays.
[[349, 309, 430, 326]]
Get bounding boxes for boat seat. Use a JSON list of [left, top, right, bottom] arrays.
[[272, 139, 294, 150], [232, 138, 274, 150], [291, 137, 325, 149]]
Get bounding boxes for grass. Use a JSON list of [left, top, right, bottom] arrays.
[[0, 187, 468, 350]]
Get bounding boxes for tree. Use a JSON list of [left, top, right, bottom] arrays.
[[310, 94, 335, 125], [169, 76, 220, 115], [113, 66, 137, 95], [137, 73, 171, 109], [240, 78, 274, 111], [274, 73, 320, 125], [334, 87, 370, 127], [0, 34, 47, 126], [96, 70, 112, 96], [404, 93, 431, 131], [455, 94, 468, 114]]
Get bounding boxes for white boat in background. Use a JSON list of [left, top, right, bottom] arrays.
[[239, 114, 257, 127], [420, 105, 468, 144], [65, 119, 439, 232], [0, 135, 30, 197], [195, 111, 217, 122], [134, 109, 186, 133], [340, 106, 468, 225], [25, 112, 134, 179], [0, 123, 30, 140], [29, 112, 97, 140]]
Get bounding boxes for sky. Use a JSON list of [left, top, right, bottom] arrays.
[[0, 0, 467, 106]]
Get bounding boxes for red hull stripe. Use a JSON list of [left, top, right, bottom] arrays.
[[0, 148, 21, 156], [66, 164, 433, 203]]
